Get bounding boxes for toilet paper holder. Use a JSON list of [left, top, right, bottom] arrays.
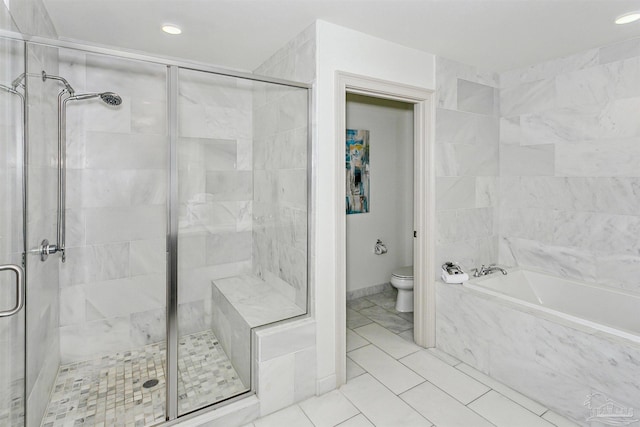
[[374, 239, 387, 255]]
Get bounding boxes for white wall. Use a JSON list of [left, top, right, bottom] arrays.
[[314, 20, 435, 392], [345, 94, 413, 293]]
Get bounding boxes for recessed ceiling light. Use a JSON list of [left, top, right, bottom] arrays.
[[162, 24, 182, 35], [615, 12, 640, 25]]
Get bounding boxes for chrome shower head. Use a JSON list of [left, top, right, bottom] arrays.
[[67, 92, 123, 106], [100, 92, 122, 106]]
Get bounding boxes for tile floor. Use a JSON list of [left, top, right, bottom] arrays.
[[41, 330, 247, 427], [247, 291, 579, 427]]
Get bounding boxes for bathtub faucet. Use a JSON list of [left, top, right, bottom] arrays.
[[471, 264, 508, 277]]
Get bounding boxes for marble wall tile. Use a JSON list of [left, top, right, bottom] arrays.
[[130, 238, 166, 276], [59, 242, 130, 286], [206, 231, 252, 265], [436, 176, 476, 210], [500, 143, 555, 176], [130, 307, 165, 346], [500, 78, 557, 116], [257, 353, 296, 416], [436, 143, 499, 177], [500, 48, 598, 88], [503, 237, 597, 282], [60, 316, 130, 363], [436, 108, 499, 145], [85, 205, 165, 244], [475, 176, 498, 208], [599, 37, 640, 65], [205, 171, 253, 201], [457, 79, 497, 116], [84, 274, 165, 320], [83, 132, 167, 170], [555, 137, 640, 176], [499, 116, 521, 145], [596, 253, 640, 294]]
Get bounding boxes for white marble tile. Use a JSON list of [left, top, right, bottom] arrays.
[[346, 357, 366, 380], [500, 116, 521, 144], [401, 381, 494, 427], [457, 79, 497, 116], [468, 391, 555, 427], [85, 205, 166, 244], [353, 323, 420, 359], [436, 108, 499, 145], [59, 242, 130, 286], [294, 347, 316, 401], [258, 354, 295, 417], [427, 348, 460, 366], [500, 143, 555, 176], [456, 363, 547, 416], [541, 410, 580, 427], [130, 238, 165, 276], [599, 37, 640, 64], [555, 137, 640, 177], [258, 319, 315, 362], [400, 349, 489, 404], [346, 328, 369, 352], [84, 132, 166, 169], [336, 414, 374, 427], [500, 78, 556, 116], [506, 237, 597, 282], [476, 176, 498, 208], [435, 143, 499, 177], [299, 390, 359, 427], [214, 275, 304, 327], [340, 374, 431, 427], [348, 345, 424, 394], [254, 405, 313, 427], [500, 48, 598, 88], [436, 177, 476, 210]]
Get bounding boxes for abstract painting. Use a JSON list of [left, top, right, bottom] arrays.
[[346, 129, 370, 214]]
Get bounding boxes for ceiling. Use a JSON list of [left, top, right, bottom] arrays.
[[41, 0, 640, 73]]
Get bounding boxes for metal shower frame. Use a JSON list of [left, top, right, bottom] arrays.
[[0, 29, 313, 426]]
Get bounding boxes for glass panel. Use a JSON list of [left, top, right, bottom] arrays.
[[26, 44, 168, 426], [176, 69, 308, 415], [0, 36, 25, 427]]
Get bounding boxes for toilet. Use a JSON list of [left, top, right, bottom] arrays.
[[390, 266, 413, 312]]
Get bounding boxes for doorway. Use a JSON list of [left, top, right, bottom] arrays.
[[335, 73, 435, 386], [345, 92, 415, 328]]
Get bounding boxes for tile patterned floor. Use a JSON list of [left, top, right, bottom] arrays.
[[0, 380, 24, 427], [247, 291, 579, 427], [41, 330, 247, 427]]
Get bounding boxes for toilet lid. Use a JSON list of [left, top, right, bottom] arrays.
[[392, 266, 413, 279]]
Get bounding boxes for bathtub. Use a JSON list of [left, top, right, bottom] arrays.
[[436, 267, 640, 425], [464, 268, 640, 344]]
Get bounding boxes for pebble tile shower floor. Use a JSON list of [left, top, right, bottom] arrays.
[[41, 330, 247, 427]]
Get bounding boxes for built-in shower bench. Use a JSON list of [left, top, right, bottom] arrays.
[[210, 274, 305, 386]]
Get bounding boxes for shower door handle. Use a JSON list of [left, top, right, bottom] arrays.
[[0, 264, 25, 317]]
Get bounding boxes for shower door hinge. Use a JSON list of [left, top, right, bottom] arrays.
[[414, 230, 417, 238]]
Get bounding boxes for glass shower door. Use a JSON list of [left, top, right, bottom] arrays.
[[0, 36, 26, 427]]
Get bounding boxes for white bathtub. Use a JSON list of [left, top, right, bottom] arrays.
[[437, 267, 640, 424], [464, 268, 640, 343]]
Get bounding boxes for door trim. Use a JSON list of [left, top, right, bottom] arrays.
[[335, 72, 436, 386]]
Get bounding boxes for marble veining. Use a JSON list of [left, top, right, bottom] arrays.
[[437, 281, 640, 425]]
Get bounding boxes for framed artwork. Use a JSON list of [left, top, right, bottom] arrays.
[[346, 129, 370, 214]]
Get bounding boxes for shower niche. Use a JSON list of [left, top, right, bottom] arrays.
[[0, 39, 309, 427]]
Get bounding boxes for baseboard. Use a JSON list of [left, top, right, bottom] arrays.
[[346, 282, 393, 301]]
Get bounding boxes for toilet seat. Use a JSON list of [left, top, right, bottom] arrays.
[[392, 266, 413, 280]]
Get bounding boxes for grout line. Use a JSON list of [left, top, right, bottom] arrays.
[[465, 388, 492, 406], [297, 403, 318, 426]]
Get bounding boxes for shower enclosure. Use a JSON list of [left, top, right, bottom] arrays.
[[0, 34, 309, 427]]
